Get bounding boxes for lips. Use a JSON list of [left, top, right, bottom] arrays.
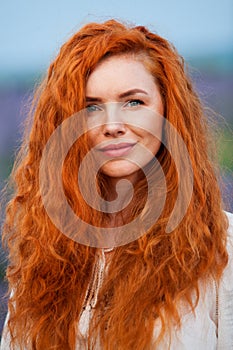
[[98, 142, 136, 157]]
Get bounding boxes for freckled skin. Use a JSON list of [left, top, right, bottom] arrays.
[[86, 56, 164, 183]]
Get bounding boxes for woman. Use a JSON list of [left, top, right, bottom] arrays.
[[1, 19, 233, 349]]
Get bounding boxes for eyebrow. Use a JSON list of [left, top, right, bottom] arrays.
[[119, 89, 149, 98], [85, 88, 149, 102]]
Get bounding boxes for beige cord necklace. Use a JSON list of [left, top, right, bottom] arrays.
[[79, 248, 113, 335]]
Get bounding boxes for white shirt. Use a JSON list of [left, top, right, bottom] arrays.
[[1, 212, 233, 349], [154, 211, 233, 349]]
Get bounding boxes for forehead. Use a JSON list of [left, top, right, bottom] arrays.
[[86, 55, 156, 98]]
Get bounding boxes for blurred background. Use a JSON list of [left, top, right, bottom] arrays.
[[0, 0, 232, 337]]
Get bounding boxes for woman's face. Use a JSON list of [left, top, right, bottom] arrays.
[[85, 55, 164, 182]]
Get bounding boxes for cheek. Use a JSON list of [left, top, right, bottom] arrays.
[[128, 109, 164, 144], [132, 118, 163, 156], [146, 135, 161, 156], [87, 129, 100, 147]]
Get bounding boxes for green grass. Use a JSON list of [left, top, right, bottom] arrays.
[[217, 128, 233, 172]]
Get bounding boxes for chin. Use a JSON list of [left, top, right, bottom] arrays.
[[101, 159, 140, 179]]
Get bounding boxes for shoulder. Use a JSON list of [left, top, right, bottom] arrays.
[[224, 211, 233, 260], [225, 210, 233, 234], [221, 211, 233, 285], [225, 210, 233, 230], [217, 211, 233, 348]]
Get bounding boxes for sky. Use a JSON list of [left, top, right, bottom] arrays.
[[1, 0, 233, 75]]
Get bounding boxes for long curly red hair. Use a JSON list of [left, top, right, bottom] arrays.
[[2, 19, 228, 349]]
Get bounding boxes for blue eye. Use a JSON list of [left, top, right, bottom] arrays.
[[85, 104, 104, 117], [86, 104, 101, 113], [126, 99, 144, 108]]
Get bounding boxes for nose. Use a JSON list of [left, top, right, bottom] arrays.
[[102, 103, 126, 137], [103, 121, 126, 137]]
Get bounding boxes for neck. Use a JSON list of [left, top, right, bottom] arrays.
[[102, 170, 145, 227]]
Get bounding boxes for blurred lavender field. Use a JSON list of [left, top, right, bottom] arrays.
[[0, 64, 233, 338], [1, 68, 232, 207]]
